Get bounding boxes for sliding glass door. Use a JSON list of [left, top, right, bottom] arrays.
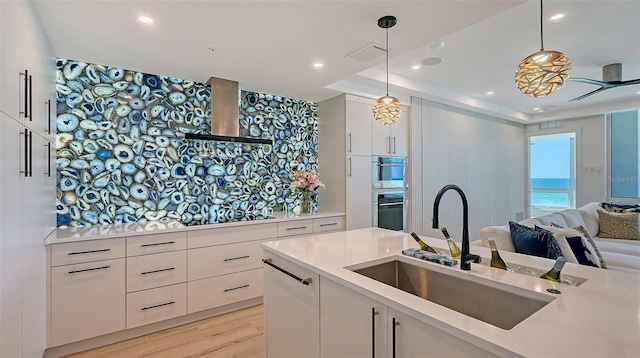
[[529, 133, 576, 218]]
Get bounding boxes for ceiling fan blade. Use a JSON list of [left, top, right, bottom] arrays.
[[616, 78, 640, 86], [568, 77, 608, 86], [569, 87, 608, 102]]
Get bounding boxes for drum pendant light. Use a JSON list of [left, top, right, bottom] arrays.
[[373, 15, 401, 125], [515, 0, 571, 97]]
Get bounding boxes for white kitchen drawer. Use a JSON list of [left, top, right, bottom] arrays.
[[188, 239, 269, 281], [127, 250, 187, 293], [188, 222, 277, 249], [188, 268, 263, 314], [51, 237, 125, 267], [50, 258, 125, 346], [126, 283, 187, 329], [277, 219, 313, 238], [127, 232, 187, 257], [313, 216, 344, 233]]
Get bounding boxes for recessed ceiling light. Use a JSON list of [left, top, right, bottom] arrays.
[[533, 107, 541, 111], [412, 65, 420, 70], [427, 40, 445, 50], [138, 16, 153, 24], [313, 63, 323, 68], [637, 91, 640, 94], [550, 13, 564, 20], [538, 109, 546, 112], [486, 91, 494, 95], [421, 57, 442, 66]]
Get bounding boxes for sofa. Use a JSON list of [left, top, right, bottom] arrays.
[[478, 202, 640, 274]]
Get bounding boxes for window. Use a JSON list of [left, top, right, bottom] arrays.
[[608, 110, 640, 200]]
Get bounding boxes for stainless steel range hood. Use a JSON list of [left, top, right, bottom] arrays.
[[184, 77, 272, 145]]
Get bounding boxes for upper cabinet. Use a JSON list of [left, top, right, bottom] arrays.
[[0, 0, 56, 141], [371, 108, 409, 157], [345, 99, 372, 156]]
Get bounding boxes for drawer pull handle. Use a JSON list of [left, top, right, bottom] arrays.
[[262, 258, 312, 285], [320, 223, 338, 227], [68, 265, 110, 274], [141, 267, 175, 275], [286, 226, 308, 231], [68, 248, 111, 255], [224, 255, 250, 262], [224, 284, 250, 292], [141, 301, 175, 311], [140, 241, 175, 247]]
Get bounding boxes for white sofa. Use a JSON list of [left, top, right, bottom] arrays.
[[478, 202, 640, 274]]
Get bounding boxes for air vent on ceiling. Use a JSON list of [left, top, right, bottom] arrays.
[[345, 42, 387, 62], [539, 120, 565, 130]]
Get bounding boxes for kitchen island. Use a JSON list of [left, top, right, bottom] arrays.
[[261, 227, 640, 357]]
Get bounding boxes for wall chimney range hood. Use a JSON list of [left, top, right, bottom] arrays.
[[184, 77, 272, 145]]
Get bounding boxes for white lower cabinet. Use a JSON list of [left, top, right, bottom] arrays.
[[126, 283, 187, 329], [126, 250, 187, 293], [320, 278, 387, 357], [50, 258, 125, 346], [263, 254, 320, 358], [188, 268, 263, 314]]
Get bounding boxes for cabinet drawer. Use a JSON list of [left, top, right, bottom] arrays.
[[189, 239, 269, 281], [51, 258, 125, 346], [313, 216, 344, 233], [127, 232, 187, 257], [189, 223, 277, 249], [51, 237, 125, 266], [127, 250, 187, 293], [188, 268, 263, 314], [277, 219, 313, 238], [126, 283, 187, 329]]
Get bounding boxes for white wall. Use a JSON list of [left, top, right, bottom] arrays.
[[525, 115, 607, 210], [410, 98, 525, 243]]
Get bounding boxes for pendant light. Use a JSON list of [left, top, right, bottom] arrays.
[[515, 0, 571, 97], [373, 15, 401, 125]]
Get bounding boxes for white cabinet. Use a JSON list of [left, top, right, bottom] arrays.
[[345, 99, 372, 156], [312, 216, 344, 233], [278, 219, 313, 237], [126, 283, 187, 329], [346, 155, 373, 230], [263, 254, 320, 357], [371, 109, 409, 157], [1, 111, 55, 357], [50, 258, 126, 346], [320, 278, 388, 357]]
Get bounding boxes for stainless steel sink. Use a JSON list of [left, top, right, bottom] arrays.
[[351, 258, 554, 330]]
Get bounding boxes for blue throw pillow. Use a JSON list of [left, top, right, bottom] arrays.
[[565, 236, 599, 267], [509, 222, 563, 259]]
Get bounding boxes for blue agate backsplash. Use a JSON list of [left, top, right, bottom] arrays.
[[55, 59, 319, 227]]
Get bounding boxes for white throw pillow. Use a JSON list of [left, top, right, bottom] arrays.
[[535, 225, 579, 264]]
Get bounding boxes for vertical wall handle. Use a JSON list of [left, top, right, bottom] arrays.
[[20, 70, 28, 118], [20, 131, 27, 176], [45, 142, 51, 177], [393, 136, 397, 154], [371, 308, 379, 357], [388, 136, 392, 153], [28, 130, 32, 177], [347, 133, 352, 153], [46, 100, 51, 134], [28, 75, 32, 122], [392, 317, 399, 358], [348, 157, 352, 177]]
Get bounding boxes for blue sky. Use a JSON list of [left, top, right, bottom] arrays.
[[530, 137, 571, 179]]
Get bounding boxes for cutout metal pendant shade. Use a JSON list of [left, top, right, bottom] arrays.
[[374, 15, 401, 125], [515, 0, 571, 97]]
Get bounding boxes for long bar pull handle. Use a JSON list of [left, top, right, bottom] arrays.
[[224, 284, 250, 292], [68, 265, 110, 274], [141, 301, 175, 311], [45, 142, 51, 176], [28, 130, 32, 177], [140, 241, 175, 247], [286, 226, 308, 231], [20, 70, 28, 117], [262, 258, 312, 285], [388, 136, 392, 153], [348, 157, 352, 177], [46, 100, 51, 134], [28, 74, 32, 122], [320, 223, 338, 227], [393, 136, 396, 154], [68, 248, 111, 255], [20, 131, 27, 176], [392, 317, 399, 358], [141, 267, 175, 275], [348, 133, 352, 153], [224, 255, 250, 262], [371, 308, 379, 358]]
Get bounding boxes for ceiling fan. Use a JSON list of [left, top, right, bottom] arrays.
[[568, 63, 640, 101]]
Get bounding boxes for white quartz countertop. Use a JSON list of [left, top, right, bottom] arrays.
[[261, 228, 640, 357], [44, 211, 344, 245]]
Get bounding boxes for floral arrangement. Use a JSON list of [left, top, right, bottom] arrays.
[[290, 169, 324, 193]]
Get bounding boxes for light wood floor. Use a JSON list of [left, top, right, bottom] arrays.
[[65, 304, 264, 358]]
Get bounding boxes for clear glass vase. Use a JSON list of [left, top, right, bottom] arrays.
[[301, 190, 312, 214]]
